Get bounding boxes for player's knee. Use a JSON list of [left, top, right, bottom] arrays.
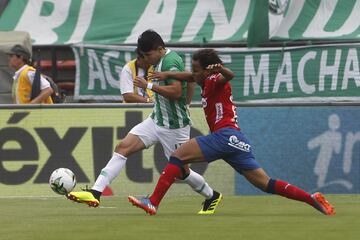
[[114, 141, 130, 156]]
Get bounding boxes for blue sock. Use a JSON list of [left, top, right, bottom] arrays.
[[169, 156, 184, 167]]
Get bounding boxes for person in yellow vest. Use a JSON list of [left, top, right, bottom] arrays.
[[120, 48, 154, 103], [7, 44, 53, 104], [120, 48, 195, 105]]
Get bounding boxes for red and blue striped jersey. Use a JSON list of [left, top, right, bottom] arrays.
[[200, 73, 239, 133]]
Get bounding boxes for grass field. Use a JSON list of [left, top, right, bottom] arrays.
[[0, 194, 359, 240]]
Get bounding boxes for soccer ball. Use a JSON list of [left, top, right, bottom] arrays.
[[49, 168, 77, 195]]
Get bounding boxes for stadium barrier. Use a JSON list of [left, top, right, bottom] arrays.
[[0, 103, 359, 196], [0, 104, 233, 197]]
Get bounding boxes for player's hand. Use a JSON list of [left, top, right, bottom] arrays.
[[148, 71, 168, 81], [134, 76, 148, 89], [206, 63, 223, 74]]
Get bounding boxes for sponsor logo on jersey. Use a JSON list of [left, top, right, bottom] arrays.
[[215, 102, 223, 123], [228, 135, 251, 152]]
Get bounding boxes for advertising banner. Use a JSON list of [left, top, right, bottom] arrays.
[[0, 106, 233, 196], [0, 0, 359, 45], [1, 104, 359, 196], [72, 44, 360, 102], [236, 106, 360, 194]]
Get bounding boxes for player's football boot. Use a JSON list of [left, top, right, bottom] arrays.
[[128, 196, 157, 215], [198, 190, 223, 215], [311, 192, 335, 216], [67, 191, 100, 207]]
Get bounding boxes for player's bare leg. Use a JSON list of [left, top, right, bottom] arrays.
[[68, 133, 146, 207], [173, 139, 223, 214], [129, 139, 223, 215]]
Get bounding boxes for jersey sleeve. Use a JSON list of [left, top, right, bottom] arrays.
[[120, 64, 134, 94], [161, 53, 185, 84], [39, 75, 51, 90]]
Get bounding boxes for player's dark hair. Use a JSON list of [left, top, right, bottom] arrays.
[[137, 29, 165, 53], [135, 47, 144, 59], [192, 49, 223, 69]]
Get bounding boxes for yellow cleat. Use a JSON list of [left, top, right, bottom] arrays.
[[198, 191, 223, 215], [67, 191, 100, 207]]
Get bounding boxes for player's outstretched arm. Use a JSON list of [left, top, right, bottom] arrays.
[[219, 66, 235, 83], [150, 71, 194, 82], [134, 76, 183, 100], [207, 64, 234, 83]]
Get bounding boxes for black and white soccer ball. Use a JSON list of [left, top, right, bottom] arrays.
[[49, 168, 77, 195]]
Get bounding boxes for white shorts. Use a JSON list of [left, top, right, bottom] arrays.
[[129, 117, 190, 159]]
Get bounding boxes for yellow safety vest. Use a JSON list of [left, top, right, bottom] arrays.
[[127, 59, 154, 101], [14, 66, 53, 104]]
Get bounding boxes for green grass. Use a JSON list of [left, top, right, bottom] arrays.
[[0, 195, 359, 240]]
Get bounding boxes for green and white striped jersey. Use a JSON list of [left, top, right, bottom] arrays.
[[150, 49, 191, 129]]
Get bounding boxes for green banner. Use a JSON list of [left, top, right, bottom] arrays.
[[1, 0, 360, 45], [0, 106, 234, 196], [247, 0, 269, 47], [270, 0, 360, 41], [72, 44, 360, 102]]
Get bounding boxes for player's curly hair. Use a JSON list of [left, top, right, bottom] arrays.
[[192, 49, 223, 69], [137, 29, 165, 53]]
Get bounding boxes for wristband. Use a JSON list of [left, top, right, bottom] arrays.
[[147, 82, 153, 90]]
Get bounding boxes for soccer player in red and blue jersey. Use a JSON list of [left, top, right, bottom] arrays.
[[128, 49, 336, 216]]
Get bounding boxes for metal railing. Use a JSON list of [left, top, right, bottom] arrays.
[[1, 101, 360, 110]]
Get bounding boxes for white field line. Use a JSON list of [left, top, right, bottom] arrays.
[[0, 195, 61, 199], [0, 196, 118, 208]]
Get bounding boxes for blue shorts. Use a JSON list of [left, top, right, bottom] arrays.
[[196, 127, 260, 174]]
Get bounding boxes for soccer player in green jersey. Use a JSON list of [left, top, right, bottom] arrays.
[[67, 30, 222, 214]]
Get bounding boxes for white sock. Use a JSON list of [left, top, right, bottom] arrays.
[[184, 169, 213, 199], [92, 152, 127, 192]]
